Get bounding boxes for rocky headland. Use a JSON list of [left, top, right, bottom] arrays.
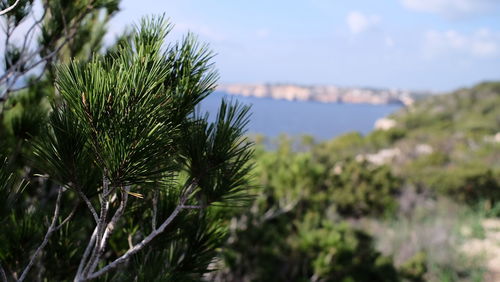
[[218, 83, 422, 106]]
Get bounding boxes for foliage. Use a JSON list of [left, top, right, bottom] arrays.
[[211, 140, 403, 281], [1, 1, 499, 280], [405, 159, 500, 204], [217, 212, 399, 281], [295, 219, 399, 282], [0, 14, 254, 281], [0, 0, 121, 177], [213, 81, 500, 281], [398, 252, 427, 282], [324, 159, 401, 217]]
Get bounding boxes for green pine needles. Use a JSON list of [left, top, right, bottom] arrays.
[[1, 16, 253, 281]]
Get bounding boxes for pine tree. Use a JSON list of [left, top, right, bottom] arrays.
[[0, 13, 253, 281]]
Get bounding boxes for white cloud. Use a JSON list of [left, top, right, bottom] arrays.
[[423, 28, 499, 58], [402, 0, 499, 18], [346, 11, 381, 35]]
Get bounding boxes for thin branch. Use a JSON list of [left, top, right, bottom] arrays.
[[87, 187, 129, 274], [152, 189, 158, 230], [101, 187, 129, 249], [19, 4, 48, 59], [1, 32, 74, 95], [84, 180, 199, 280], [77, 188, 99, 224], [260, 199, 298, 224], [81, 175, 111, 277], [9, 61, 48, 92], [18, 187, 64, 282], [76, 228, 97, 278], [54, 198, 80, 230], [0, 0, 20, 16], [4, 17, 11, 66], [127, 234, 133, 249], [181, 205, 202, 209], [0, 263, 7, 282], [0, 1, 95, 101]]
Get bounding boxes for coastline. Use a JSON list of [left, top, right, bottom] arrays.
[[218, 83, 419, 106]]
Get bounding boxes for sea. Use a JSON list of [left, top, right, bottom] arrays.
[[200, 92, 402, 141]]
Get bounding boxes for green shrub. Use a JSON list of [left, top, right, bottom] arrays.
[[406, 162, 500, 204], [296, 220, 399, 282], [218, 216, 399, 282], [398, 251, 427, 282], [213, 140, 403, 281], [324, 159, 401, 217], [365, 128, 406, 149]]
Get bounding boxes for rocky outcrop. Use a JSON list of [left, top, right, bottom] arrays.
[[218, 83, 419, 106], [375, 118, 397, 130], [356, 148, 402, 165]]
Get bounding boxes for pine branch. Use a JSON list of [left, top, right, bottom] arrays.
[[81, 175, 112, 278], [88, 187, 130, 274], [82, 180, 199, 281], [18, 3, 49, 61], [76, 228, 97, 279], [0, 0, 96, 103]]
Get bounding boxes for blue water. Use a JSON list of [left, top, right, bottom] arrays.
[[200, 92, 402, 141]]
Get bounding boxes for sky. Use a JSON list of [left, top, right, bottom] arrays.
[[108, 0, 500, 92]]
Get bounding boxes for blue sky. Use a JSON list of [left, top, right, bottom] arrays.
[[109, 0, 500, 91]]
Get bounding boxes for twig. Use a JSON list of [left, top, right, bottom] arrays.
[[9, 61, 49, 92], [1, 32, 75, 96], [81, 175, 111, 277], [18, 187, 64, 282], [84, 180, 199, 280], [0, 1, 95, 101], [259, 199, 298, 224], [0, 0, 20, 16], [76, 228, 97, 278], [0, 263, 7, 282], [77, 188, 99, 224], [181, 205, 202, 209], [152, 189, 158, 230], [87, 187, 129, 274], [55, 198, 80, 230], [19, 4, 48, 59], [127, 234, 133, 249]]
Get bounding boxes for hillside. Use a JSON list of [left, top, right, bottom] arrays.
[[212, 81, 500, 281], [318, 81, 500, 200], [393, 81, 500, 137]]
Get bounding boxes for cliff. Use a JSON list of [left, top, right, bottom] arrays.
[[218, 83, 419, 106]]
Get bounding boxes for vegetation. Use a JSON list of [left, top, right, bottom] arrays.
[[0, 1, 498, 281], [0, 2, 253, 280], [211, 82, 500, 281]]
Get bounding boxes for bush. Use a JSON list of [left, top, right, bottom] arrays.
[[405, 160, 500, 205], [295, 219, 399, 282], [211, 141, 403, 281], [324, 159, 401, 217], [216, 215, 399, 282]]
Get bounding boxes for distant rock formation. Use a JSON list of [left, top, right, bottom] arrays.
[[218, 83, 419, 106], [356, 148, 402, 165], [375, 118, 397, 131]]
